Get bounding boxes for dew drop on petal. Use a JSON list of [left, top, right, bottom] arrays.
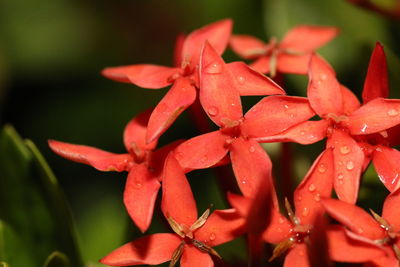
[[308, 183, 316, 192], [279, 217, 285, 224], [134, 179, 143, 189], [387, 109, 399, 117], [241, 179, 247, 184], [360, 124, 368, 133], [205, 62, 222, 74], [318, 163, 327, 173], [338, 180, 344, 185], [297, 196, 302, 202], [340, 145, 351, 155], [346, 161, 354, 171], [337, 173, 344, 180], [208, 106, 219, 117], [300, 131, 306, 136], [301, 207, 309, 217], [314, 193, 321, 202], [357, 228, 364, 234], [320, 74, 327, 81], [237, 76, 245, 84], [209, 233, 216, 241], [249, 146, 255, 153], [284, 104, 289, 109]]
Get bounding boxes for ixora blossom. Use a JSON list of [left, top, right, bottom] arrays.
[[262, 44, 400, 203], [173, 41, 314, 197], [229, 149, 334, 266], [48, 110, 180, 233], [322, 189, 400, 266], [100, 154, 245, 267], [230, 25, 338, 77]]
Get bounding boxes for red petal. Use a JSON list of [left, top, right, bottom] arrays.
[[280, 26, 338, 52], [341, 85, 361, 115], [242, 96, 315, 138], [283, 244, 310, 267], [124, 164, 161, 233], [277, 53, 311, 75], [161, 154, 197, 226], [200, 42, 243, 126], [173, 34, 186, 68], [180, 245, 213, 267], [348, 98, 400, 135], [229, 35, 267, 59], [372, 146, 400, 192], [100, 233, 181, 266], [102, 64, 180, 89], [226, 62, 285, 96], [230, 138, 273, 197], [149, 140, 184, 179], [226, 192, 250, 217], [123, 109, 157, 153], [366, 252, 399, 267], [174, 131, 229, 172], [362, 43, 389, 103], [182, 19, 232, 69], [48, 140, 132, 172], [322, 198, 385, 240], [382, 188, 400, 231], [256, 120, 328, 145], [307, 54, 343, 117], [327, 225, 385, 263], [195, 209, 246, 247], [249, 56, 270, 74], [327, 130, 364, 204], [146, 78, 196, 143], [294, 149, 334, 225]]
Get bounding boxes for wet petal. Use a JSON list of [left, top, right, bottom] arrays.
[[48, 140, 132, 172], [327, 130, 364, 204], [182, 19, 232, 69], [382, 188, 400, 232], [242, 96, 315, 138], [226, 61, 285, 96], [307, 54, 343, 117], [280, 25, 338, 52], [348, 98, 400, 135], [173, 34, 185, 68], [341, 85, 361, 115], [200, 41, 243, 126], [124, 164, 161, 232], [161, 154, 197, 226], [174, 131, 228, 172], [229, 34, 267, 59], [294, 149, 334, 225], [180, 245, 213, 267], [146, 78, 196, 143], [283, 244, 310, 267], [102, 64, 180, 89], [372, 145, 400, 192], [100, 233, 181, 266], [322, 198, 385, 240], [362, 42, 389, 103], [249, 56, 270, 74], [277, 53, 311, 75]]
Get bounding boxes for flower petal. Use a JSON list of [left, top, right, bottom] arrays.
[[294, 149, 334, 225], [100, 233, 181, 266], [327, 225, 385, 263], [230, 34, 267, 59], [226, 61, 285, 96], [174, 131, 229, 172], [277, 53, 311, 75], [124, 164, 161, 233], [307, 54, 343, 117], [195, 209, 246, 247], [256, 120, 328, 145], [327, 130, 364, 204], [180, 245, 213, 267], [162, 154, 197, 226], [283, 244, 309, 267], [322, 198, 385, 240], [146, 78, 196, 143], [173, 34, 186, 68], [348, 98, 400, 135], [280, 25, 338, 52], [48, 140, 132, 172], [341, 85, 361, 115], [123, 109, 157, 153], [242, 96, 315, 139], [230, 138, 273, 197], [249, 56, 270, 74], [362, 42, 389, 103], [102, 64, 180, 89], [372, 145, 400, 192], [382, 188, 400, 232], [149, 140, 184, 179], [200, 41, 243, 126], [182, 19, 232, 69]]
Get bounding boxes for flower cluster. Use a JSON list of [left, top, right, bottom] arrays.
[[49, 19, 400, 266]]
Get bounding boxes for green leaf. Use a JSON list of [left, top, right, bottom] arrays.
[[43, 251, 70, 267], [0, 220, 32, 266]]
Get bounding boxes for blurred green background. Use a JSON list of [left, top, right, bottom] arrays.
[[0, 0, 399, 266]]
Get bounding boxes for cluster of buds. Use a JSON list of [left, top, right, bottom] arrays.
[[49, 19, 400, 266]]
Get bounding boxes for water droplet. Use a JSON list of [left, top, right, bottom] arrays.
[[297, 196, 303, 202], [237, 76, 245, 84], [208, 107, 219, 117], [314, 193, 321, 202], [279, 217, 285, 224], [209, 233, 216, 241], [205, 62, 222, 74], [338, 180, 344, 185], [308, 183, 316, 192], [340, 145, 351, 155], [388, 109, 398, 117], [346, 161, 354, 171], [134, 179, 143, 189], [249, 146, 255, 153], [357, 228, 364, 234], [317, 80, 322, 85], [361, 124, 368, 133], [320, 74, 327, 81], [231, 103, 236, 106], [302, 207, 309, 217], [300, 131, 306, 136], [284, 104, 289, 109], [318, 163, 327, 173], [337, 173, 344, 180], [241, 179, 247, 184]]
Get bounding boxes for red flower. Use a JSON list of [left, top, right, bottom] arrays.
[[100, 154, 245, 267], [173, 41, 314, 197], [230, 25, 338, 76], [322, 189, 400, 266], [48, 110, 179, 233]]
